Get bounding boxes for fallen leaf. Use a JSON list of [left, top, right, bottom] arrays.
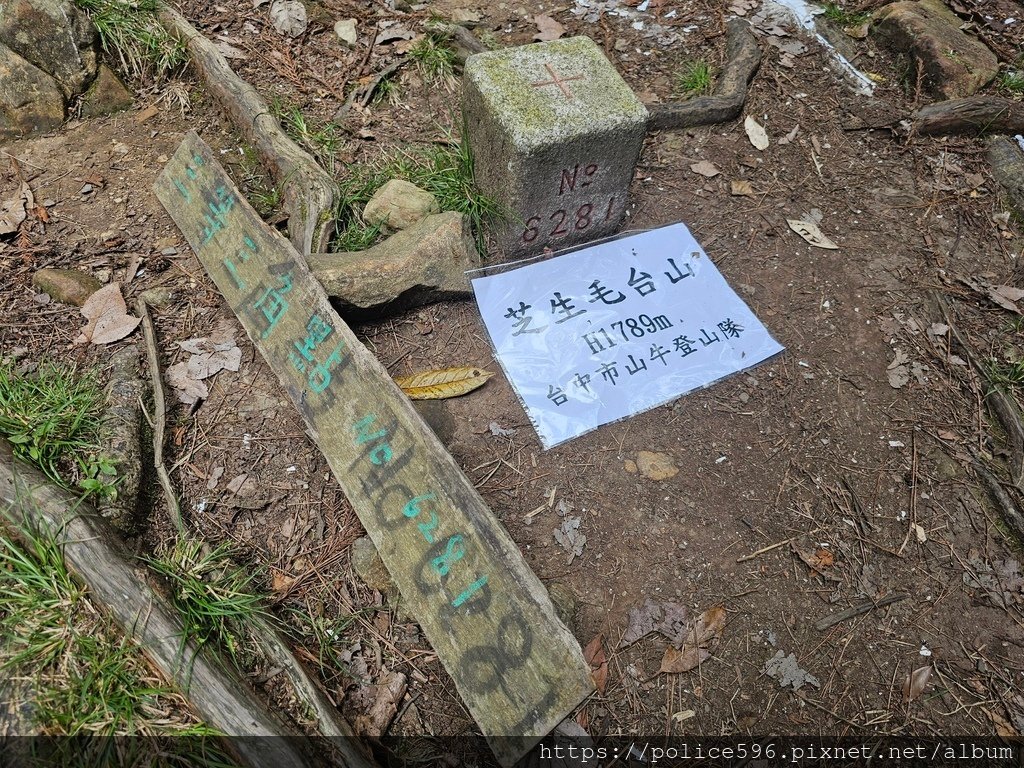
[[534, 13, 566, 41], [993, 285, 1024, 303], [76, 283, 140, 345], [778, 124, 800, 145], [354, 670, 407, 739], [912, 523, 927, 543], [553, 516, 586, 563], [690, 160, 720, 178], [395, 366, 493, 399], [763, 650, 820, 690], [787, 219, 839, 249], [619, 598, 688, 648], [744, 116, 769, 150], [792, 544, 841, 581], [660, 605, 727, 674], [887, 365, 910, 389], [584, 635, 608, 694], [166, 362, 209, 404], [0, 182, 31, 235], [214, 39, 248, 60], [636, 450, 678, 481], [269, 0, 307, 38], [903, 665, 932, 701], [730, 179, 754, 196]]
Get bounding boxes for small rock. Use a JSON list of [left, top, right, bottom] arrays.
[[872, 0, 998, 99], [139, 286, 175, 308], [160, 247, 179, 256], [154, 236, 178, 250], [31, 267, 102, 306], [80, 64, 134, 117], [450, 8, 481, 27], [309, 211, 480, 314], [334, 18, 357, 46], [80, 183, 93, 195], [636, 450, 678, 481], [351, 536, 397, 596], [362, 179, 440, 230], [614, 37, 628, 52], [624, 459, 637, 473]]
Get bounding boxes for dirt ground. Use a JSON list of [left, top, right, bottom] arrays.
[[2, 0, 1024, 764]]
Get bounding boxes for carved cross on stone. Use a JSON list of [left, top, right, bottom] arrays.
[[530, 63, 585, 100]]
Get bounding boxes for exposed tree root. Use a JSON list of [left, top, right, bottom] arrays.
[[912, 96, 1024, 137], [647, 19, 762, 132], [158, 4, 336, 256]]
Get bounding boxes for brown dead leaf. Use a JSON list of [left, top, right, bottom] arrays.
[[903, 665, 932, 701], [354, 669, 407, 739], [660, 605, 727, 674], [619, 597, 688, 648], [395, 366, 493, 399], [792, 543, 841, 580], [533, 13, 566, 41], [690, 160, 720, 178], [270, 568, 295, 594], [0, 182, 31, 235], [730, 179, 754, 197], [76, 283, 140, 345], [584, 634, 608, 694]]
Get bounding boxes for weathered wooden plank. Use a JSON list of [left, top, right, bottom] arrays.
[[0, 441, 326, 768], [153, 131, 593, 765]]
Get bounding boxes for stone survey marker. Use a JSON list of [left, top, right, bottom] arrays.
[[153, 132, 593, 767], [464, 36, 648, 258]]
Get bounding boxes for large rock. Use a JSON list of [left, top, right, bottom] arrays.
[[362, 179, 440, 230], [0, 0, 98, 99], [0, 44, 65, 137], [32, 267, 102, 306], [872, 0, 998, 99], [80, 63, 134, 117], [309, 211, 481, 314]]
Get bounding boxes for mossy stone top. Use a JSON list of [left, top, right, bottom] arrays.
[[464, 36, 648, 151]]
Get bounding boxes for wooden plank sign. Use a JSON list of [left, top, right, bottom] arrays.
[[153, 132, 594, 765]]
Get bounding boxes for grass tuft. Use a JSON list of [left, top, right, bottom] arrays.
[[822, 2, 870, 26], [272, 100, 343, 174], [998, 70, 1024, 96], [0, 516, 225, 762], [675, 60, 713, 97], [73, 0, 186, 82], [148, 537, 270, 668], [0, 360, 115, 499], [408, 32, 458, 89], [331, 135, 501, 253]]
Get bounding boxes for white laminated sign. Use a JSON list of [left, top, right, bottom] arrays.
[[471, 223, 784, 448]]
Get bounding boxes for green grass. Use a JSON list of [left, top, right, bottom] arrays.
[[0, 516, 227, 765], [73, 0, 186, 82], [148, 537, 271, 668], [675, 60, 714, 97], [822, 2, 870, 26], [988, 356, 1024, 393], [408, 32, 458, 88], [998, 70, 1024, 96], [272, 101, 344, 174], [0, 360, 116, 500], [330, 135, 502, 253]]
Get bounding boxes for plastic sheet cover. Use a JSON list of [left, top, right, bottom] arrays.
[[471, 223, 785, 448]]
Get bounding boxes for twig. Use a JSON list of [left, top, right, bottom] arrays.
[[814, 593, 909, 632], [137, 298, 183, 533], [736, 527, 821, 562]]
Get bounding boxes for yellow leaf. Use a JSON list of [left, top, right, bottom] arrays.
[[394, 366, 494, 400]]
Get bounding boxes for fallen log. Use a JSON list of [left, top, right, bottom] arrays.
[[0, 440, 323, 768], [989, 136, 1024, 219], [647, 19, 762, 131], [157, 4, 336, 256], [912, 96, 1024, 137]]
